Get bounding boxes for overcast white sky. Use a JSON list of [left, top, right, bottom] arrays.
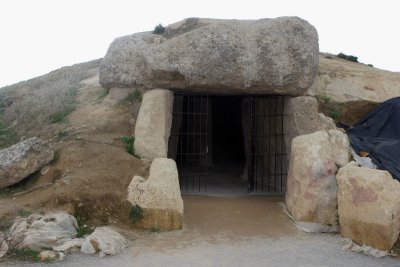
[[0, 0, 399, 87]]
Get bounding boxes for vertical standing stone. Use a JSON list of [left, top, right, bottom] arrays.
[[127, 158, 184, 230], [285, 130, 350, 227], [134, 89, 174, 159]]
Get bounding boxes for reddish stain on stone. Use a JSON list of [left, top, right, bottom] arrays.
[[323, 160, 338, 176], [304, 191, 314, 199], [349, 177, 378, 207]]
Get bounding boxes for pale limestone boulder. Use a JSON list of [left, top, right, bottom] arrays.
[[337, 162, 400, 251], [134, 89, 173, 159], [308, 54, 400, 125], [52, 238, 84, 253], [80, 227, 128, 257], [0, 137, 54, 188], [317, 113, 337, 131], [100, 17, 319, 95], [285, 130, 350, 227], [7, 212, 77, 251], [39, 250, 65, 262], [127, 158, 183, 230]]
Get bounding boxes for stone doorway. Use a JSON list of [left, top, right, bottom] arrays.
[[168, 93, 288, 196]]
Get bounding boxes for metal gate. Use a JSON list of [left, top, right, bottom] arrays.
[[168, 93, 287, 195], [168, 93, 209, 193], [247, 95, 287, 194]]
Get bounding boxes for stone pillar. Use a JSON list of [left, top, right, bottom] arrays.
[[134, 89, 174, 159], [283, 96, 319, 158]]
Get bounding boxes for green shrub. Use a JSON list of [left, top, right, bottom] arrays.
[[316, 94, 342, 122], [17, 209, 32, 217], [7, 248, 40, 262], [48, 107, 74, 124], [153, 24, 166, 34], [121, 136, 140, 158], [129, 205, 144, 222], [337, 52, 358, 63], [76, 216, 94, 238], [121, 136, 134, 155]]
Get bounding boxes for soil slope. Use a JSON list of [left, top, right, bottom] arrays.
[[0, 68, 148, 227]]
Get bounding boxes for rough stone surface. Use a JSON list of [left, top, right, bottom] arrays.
[[285, 130, 350, 227], [317, 113, 337, 131], [308, 54, 400, 125], [53, 238, 84, 253], [7, 212, 77, 251], [284, 96, 337, 157], [100, 17, 319, 95], [337, 162, 400, 251], [0, 137, 54, 189], [0, 232, 8, 258], [134, 89, 174, 159], [284, 96, 319, 144], [39, 250, 65, 262], [80, 227, 128, 257], [127, 158, 184, 230]]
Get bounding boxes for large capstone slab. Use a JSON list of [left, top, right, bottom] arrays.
[[0, 137, 54, 189], [100, 17, 319, 95], [337, 162, 400, 251], [127, 158, 184, 230]]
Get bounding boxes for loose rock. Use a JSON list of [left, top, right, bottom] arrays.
[[7, 212, 77, 251], [127, 158, 184, 230], [81, 227, 128, 257], [0, 137, 54, 189], [337, 162, 400, 251]]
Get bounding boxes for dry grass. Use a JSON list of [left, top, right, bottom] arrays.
[[0, 59, 101, 149]]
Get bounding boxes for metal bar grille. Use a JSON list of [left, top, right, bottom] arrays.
[[248, 95, 288, 194], [168, 93, 208, 193]]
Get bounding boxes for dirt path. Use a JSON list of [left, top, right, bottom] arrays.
[[2, 196, 398, 267]]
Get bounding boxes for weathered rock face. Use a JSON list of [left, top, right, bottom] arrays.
[[0, 232, 7, 258], [284, 96, 337, 156], [285, 130, 350, 227], [100, 17, 319, 95], [81, 227, 128, 257], [308, 54, 400, 125], [337, 162, 400, 251], [134, 89, 174, 159], [0, 137, 54, 189], [127, 158, 183, 230], [7, 212, 78, 251]]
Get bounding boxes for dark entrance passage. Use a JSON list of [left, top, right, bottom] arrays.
[[207, 96, 247, 195], [168, 93, 287, 195]]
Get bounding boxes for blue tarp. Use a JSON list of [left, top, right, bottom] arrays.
[[347, 97, 400, 181]]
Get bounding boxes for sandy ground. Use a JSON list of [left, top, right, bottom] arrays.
[[2, 196, 398, 267]]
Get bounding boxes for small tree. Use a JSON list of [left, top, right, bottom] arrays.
[[153, 24, 165, 34]]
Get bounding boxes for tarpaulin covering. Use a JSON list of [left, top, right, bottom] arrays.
[[347, 97, 400, 181]]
